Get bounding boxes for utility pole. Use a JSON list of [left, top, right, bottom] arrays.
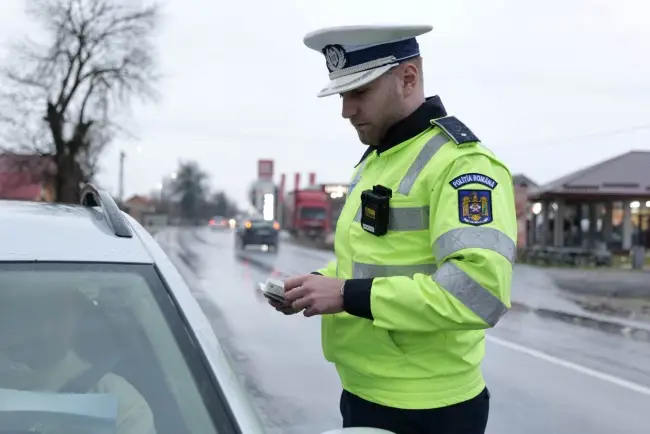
[[118, 150, 126, 203]]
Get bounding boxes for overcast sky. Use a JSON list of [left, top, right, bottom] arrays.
[[1, 0, 649, 207]]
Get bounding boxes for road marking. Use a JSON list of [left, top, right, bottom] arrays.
[[486, 335, 650, 397]]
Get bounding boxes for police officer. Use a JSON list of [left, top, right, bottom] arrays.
[[269, 24, 517, 434]]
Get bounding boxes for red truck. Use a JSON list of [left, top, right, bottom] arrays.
[[283, 188, 331, 240]]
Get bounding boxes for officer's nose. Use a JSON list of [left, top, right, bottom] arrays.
[[341, 94, 357, 119]]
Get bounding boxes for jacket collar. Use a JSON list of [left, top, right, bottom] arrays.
[[355, 95, 447, 167]]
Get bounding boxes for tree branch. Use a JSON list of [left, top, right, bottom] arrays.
[[0, 0, 161, 202]]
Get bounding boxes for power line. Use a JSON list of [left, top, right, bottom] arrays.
[[502, 123, 650, 149], [134, 118, 650, 151]]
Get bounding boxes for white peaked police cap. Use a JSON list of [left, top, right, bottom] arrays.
[[303, 24, 433, 98]]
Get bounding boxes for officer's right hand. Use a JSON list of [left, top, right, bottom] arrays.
[[266, 295, 302, 315]]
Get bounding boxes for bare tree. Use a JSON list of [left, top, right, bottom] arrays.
[[172, 161, 210, 225], [205, 191, 240, 218], [0, 0, 160, 203]]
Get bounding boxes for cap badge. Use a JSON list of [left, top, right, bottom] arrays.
[[323, 45, 347, 71]]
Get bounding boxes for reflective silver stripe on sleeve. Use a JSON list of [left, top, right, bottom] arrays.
[[354, 206, 362, 223], [397, 133, 450, 196], [352, 262, 438, 279], [348, 159, 367, 195], [433, 262, 508, 326], [432, 227, 516, 263], [353, 206, 430, 231], [349, 160, 367, 223]]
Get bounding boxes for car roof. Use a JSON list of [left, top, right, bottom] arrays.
[[0, 199, 153, 263]]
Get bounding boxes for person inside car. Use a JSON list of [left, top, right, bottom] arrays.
[[0, 278, 156, 434]]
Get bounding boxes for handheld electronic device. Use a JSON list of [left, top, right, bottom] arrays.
[[259, 278, 287, 305]]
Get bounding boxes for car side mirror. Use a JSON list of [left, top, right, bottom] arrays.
[[320, 429, 395, 434]]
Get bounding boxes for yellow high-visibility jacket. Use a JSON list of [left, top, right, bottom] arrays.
[[316, 115, 517, 410]]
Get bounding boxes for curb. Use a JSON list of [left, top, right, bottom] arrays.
[[241, 252, 650, 344], [234, 250, 302, 277], [510, 301, 650, 343], [236, 252, 276, 273], [282, 236, 333, 252], [175, 230, 650, 345], [240, 248, 650, 344]]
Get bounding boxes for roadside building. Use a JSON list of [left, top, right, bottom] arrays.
[[0, 154, 55, 202], [527, 150, 650, 253], [513, 174, 539, 248], [123, 194, 156, 225]]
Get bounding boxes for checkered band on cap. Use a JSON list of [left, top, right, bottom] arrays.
[[322, 38, 420, 80]]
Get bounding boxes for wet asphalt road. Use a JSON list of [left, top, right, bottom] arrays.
[[158, 227, 650, 434]]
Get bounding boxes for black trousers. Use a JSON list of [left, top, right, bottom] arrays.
[[340, 387, 490, 434]]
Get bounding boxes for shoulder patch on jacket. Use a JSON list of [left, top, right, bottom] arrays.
[[430, 116, 479, 146], [450, 173, 498, 190], [458, 189, 493, 226]]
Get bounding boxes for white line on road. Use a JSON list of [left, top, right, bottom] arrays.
[[486, 335, 650, 397]]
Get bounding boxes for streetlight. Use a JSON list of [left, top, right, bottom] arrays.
[[170, 172, 177, 180]]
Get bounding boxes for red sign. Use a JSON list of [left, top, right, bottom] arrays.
[[258, 159, 274, 180]]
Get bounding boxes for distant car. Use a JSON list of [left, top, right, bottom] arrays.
[[209, 216, 229, 230], [0, 185, 390, 434], [235, 218, 280, 251]]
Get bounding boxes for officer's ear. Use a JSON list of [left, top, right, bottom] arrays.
[[399, 58, 421, 96]]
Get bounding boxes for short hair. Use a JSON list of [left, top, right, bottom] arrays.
[[391, 56, 423, 84]]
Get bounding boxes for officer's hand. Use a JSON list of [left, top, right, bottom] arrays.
[[284, 274, 345, 317], [265, 294, 302, 315]]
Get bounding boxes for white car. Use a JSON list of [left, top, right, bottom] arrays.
[[0, 184, 390, 434]]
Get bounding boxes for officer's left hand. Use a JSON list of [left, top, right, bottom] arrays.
[[284, 274, 345, 317]]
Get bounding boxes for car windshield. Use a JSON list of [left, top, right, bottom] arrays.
[[0, 262, 228, 434], [300, 207, 325, 220]]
